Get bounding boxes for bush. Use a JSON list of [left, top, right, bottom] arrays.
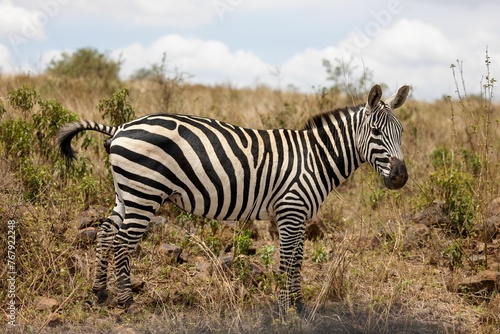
[[46, 48, 121, 82], [423, 147, 478, 236], [0, 86, 100, 203], [45, 48, 122, 94], [97, 88, 136, 125]]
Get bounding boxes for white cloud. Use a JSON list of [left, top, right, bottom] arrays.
[[70, 0, 215, 27], [112, 34, 272, 87], [365, 19, 454, 66], [280, 47, 340, 89], [0, 0, 48, 40], [360, 19, 496, 100]]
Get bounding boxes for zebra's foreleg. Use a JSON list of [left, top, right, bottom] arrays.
[[289, 233, 306, 314], [92, 200, 124, 304], [276, 217, 306, 320]]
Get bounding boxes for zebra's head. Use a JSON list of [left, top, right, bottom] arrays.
[[357, 84, 410, 190]]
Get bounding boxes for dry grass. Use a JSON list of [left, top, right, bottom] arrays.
[[1, 68, 500, 334]]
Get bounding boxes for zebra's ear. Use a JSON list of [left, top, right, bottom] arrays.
[[386, 85, 410, 109], [365, 84, 382, 114]]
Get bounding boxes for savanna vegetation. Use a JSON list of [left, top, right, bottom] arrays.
[[0, 48, 499, 333]]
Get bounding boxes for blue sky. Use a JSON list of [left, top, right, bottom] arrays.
[[0, 0, 499, 101]]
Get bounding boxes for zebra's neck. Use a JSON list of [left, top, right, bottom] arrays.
[[303, 105, 364, 193]]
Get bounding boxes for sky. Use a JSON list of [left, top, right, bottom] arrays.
[[0, 0, 498, 101]]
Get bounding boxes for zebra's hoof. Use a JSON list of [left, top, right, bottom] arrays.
[[94, 290, 109, 304]]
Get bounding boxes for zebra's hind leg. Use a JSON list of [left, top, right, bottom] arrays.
[[113, 202, 159, 308], [92, 195, 125, 304]]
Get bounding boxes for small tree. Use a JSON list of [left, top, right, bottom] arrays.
[[131, 52, 189, 113]]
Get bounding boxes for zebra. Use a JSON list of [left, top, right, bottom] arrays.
[[56, 84, 410, 319]]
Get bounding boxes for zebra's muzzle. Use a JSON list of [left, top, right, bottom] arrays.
[[383, 157, 408, 190]]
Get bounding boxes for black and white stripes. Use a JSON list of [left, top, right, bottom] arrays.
[[56, 84, 410, 319]]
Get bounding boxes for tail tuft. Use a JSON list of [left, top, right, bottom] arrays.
[[56, 123, 81, 160]]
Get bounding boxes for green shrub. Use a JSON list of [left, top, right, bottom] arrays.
[[423, 147, 478, 236], [0, 86, 100, 204], [258, 245, 275, 268], [19, 158, 51, 201], [97, 88, 136, 125], [234, 229, 252, 257], [310, 243, 328, 264], [443, 241, 463, 270], [34, 99, 81, 161], [8, 85, 39, 115], [0, 118, 33, 158]]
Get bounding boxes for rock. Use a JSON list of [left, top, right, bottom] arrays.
[[179, 251, 189, 263], [486, 197, 500, 218], [376, 220, 402, 243], [245, 246, 257, 256], [218, 254, 233, 271], [51, 222, 68, 236], [305, 213, 326, 240], [35, 296, 59, 311], [479, 218, 498, 242], [130, 277, 145, 293], [150, 215, 168, 226], [158, 244, 183, 263], [480, 198, 500, 241], [78, 227, 97, 243], [195, 261, 212, 274], [457, 270, 500, 296], [47, 314, 62, 327], [412, 201, 450, 227], [403, 223, 429, 251], [223, 221, 238, 229], [147, 216, 167, 234], [470, 254, 487, 267], [76, 206, 107, 229]]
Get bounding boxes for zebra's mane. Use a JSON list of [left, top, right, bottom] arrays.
[[301, 103, 364, 131]]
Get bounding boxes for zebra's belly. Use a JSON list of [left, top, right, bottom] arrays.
[[168, 192, 273, 221]]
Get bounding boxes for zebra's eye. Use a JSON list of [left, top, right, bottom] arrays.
[[372, 128, 381, 136]]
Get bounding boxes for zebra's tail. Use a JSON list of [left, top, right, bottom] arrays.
[[56, 120, 118, 160]]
